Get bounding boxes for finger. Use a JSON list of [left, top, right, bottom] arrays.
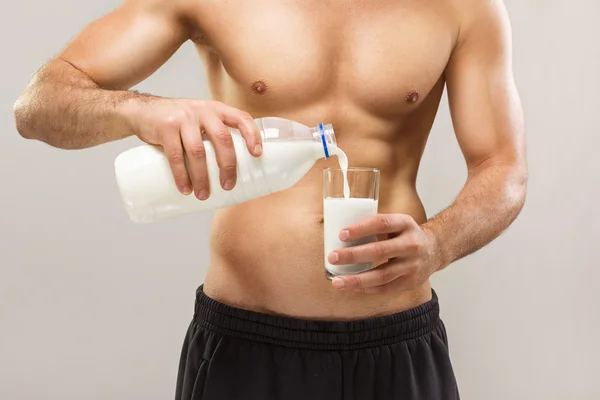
[[340, 214, 413, 242], [162, 130, 192, 195], [330, 232, 422, 265], [331, 262, 407, 290], [217, 105, 263, 157], [329, 239, 395, 265], [201, 113, 237, 191], [180, 121, 210, 200]]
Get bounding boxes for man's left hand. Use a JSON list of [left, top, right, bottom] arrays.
[[328, 214, 442, 294]]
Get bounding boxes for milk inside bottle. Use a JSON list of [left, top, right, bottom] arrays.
[[114, 117, 338, 223]]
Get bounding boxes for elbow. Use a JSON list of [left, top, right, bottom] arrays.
[[508, 161, 528, 218], [13, 61, 60, 144], [13, 94, 36, 140], [14, 86, 50, 144]]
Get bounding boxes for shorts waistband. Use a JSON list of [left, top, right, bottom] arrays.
[[193, 286, 441, 351]]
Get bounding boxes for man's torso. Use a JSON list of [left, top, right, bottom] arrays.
[[184, 0, 460, 319]]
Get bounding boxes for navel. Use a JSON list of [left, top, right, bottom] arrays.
[[406, 90, 420, 103], [251, 80, 269, 95]]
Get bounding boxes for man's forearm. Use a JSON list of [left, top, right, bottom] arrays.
[[421, 160, 528, 270], [13, 58, 151, 149]]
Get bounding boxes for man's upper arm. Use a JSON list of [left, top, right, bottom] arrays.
[[57, 0, 191, 90], [445, 0, 526, 173]]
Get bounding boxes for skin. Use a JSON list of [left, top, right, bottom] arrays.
[[14, 0, 527, 320]]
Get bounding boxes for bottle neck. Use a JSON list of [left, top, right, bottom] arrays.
[[253, 117, 336, 159], [311, 123, 336, 159]]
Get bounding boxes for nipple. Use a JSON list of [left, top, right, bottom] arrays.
[[251, 80, 268, 95], [406, 90, 420, 103]]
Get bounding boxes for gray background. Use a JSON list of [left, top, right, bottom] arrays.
[[1, 1, 598, 399]]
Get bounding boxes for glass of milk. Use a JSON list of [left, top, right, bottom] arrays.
[[323, 167, 380, 280]]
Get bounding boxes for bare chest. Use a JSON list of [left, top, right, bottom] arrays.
[[189, 0, 458, 118]]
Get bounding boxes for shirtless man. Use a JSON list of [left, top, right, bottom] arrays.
[[14, 0, 527, 398]]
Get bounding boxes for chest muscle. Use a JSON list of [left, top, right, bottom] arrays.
[[191, 0, 457, 118]]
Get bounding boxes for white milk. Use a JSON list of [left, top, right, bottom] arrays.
[[334, 148, 351, 198], [115, 136, 330, 223], [323, 197, 379, 276]]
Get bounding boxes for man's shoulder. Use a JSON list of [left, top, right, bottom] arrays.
[[446, 0, 511, 55], [451, 0, 510, 36]]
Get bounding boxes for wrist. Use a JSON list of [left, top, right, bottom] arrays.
[[116, 92, 156, 141], [420, 223, 447, 273]]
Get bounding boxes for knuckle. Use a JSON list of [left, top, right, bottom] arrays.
[[163, 118, 179, 130], [220, 165, 237, 176], [402, 214, 416, 226], [379, 216, 392, 230], [344, 250, 355, 263], [239, 111, 254, 122], [216, 130, 234, 146], [376, 267, 393, 283], [355, 222, 367, 234], [191, 99, 207, 110], [349, 276, 363, 289], [405, 237, 420, 252], [188, 143, 206, 158], [373, 242, 388, 258], [168, 149, 185, 163], [164, 110, 188, 128]]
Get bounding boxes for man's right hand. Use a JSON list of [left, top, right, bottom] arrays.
[[126, 98, 263, 199], [14, 0, 265, 200]]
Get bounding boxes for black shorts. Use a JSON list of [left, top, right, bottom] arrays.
[[175, 286, 460, 400]]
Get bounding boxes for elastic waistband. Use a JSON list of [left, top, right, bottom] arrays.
[[193, 286, 441, 351]]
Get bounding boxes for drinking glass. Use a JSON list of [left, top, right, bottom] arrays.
[[323, 167, 380, 279]]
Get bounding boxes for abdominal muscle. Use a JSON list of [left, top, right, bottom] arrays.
[[202, 150, 434, 321]]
